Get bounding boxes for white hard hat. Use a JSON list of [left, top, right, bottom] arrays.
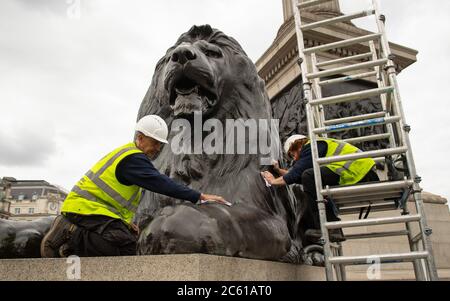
[[135, 115, 169, 144], [283, 134, 307, 154]]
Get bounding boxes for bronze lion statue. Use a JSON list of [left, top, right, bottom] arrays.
[[134, 25, 311, 263], [0, 217, 55, 258]]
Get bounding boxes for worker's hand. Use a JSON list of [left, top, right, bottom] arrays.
[[130, 223, 140, 236], [200, 193, 229, 205], [261, 171, 275, 185]]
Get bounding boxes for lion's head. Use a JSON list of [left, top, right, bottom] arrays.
[[138, 24, 269, 122], [137, 25, 275, 185]]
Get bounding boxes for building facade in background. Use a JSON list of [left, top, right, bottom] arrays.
[[0, 177, 67, 221]]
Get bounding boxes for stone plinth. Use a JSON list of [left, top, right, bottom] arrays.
[[1, 252, 449, 281], [0, 254, 325, 281]]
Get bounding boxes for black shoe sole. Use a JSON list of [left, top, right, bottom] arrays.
[[40, 215, 67, 258]]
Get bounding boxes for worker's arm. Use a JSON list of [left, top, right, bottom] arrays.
[[116, 153, 202, 203], [282, 141, 328, 185], [261, 171, 287, 186], [271, 177, 287, 185], [272, 160, 289, 176]]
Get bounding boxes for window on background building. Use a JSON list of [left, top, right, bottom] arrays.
[[18, 194, 25, 201], [28, 208, 34, 214], [31, 194, 38, 201], [14, 208, 20, 214]]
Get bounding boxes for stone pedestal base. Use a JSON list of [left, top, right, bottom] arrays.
[[2, 254, 449, 281], [0, 254, 325, 281]]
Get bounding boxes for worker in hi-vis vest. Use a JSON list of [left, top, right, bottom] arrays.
[[41, 115, 227, 258], [261, 135, 379, 243]]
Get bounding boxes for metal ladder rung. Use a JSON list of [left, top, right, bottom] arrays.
[[317, 146, 408, 165], [339, 202, 398, 215], [335, 193, 402, 205], [304, 33, 382, 55], [325, 214, 421, 229], [316, 52, 373, 68], [324, 112, 387, 126], [329, 251, 429, 265], [374, 157, 388, 164], [338, 200, 398, 209], [301, 9, 376, 31], [345, 230, 409, 240], [334, 188, 403, 200], [297, 0, 332, 9], [307, 58, 388, 79], [321, 180, 414, 198], [319, 71, 377, 86], [310, 86, 394, 106], [343, 133, 391, 144], [313, 116, 400, 134]]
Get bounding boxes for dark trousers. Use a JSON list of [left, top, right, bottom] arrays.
[[65, 213, 137, 257], [302, 167, 380, 230]]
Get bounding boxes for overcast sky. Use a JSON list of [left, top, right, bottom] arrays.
[[0, 0, 449, 202]]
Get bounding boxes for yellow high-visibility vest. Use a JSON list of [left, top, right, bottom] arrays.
[[61, 142, 143, 224], [309, 138, 375, 185]]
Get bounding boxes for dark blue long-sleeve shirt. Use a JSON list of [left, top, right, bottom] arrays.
[[115, 153, 201, 203], [283, 141, 328, 185]]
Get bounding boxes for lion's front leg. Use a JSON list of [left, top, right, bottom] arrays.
[[136, 203, 292, 261]]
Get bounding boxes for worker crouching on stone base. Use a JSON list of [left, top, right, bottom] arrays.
[[261, 134, 379, 243], [41, 115, 227, 258]]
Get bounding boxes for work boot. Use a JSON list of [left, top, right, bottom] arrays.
[[305, 228, 346, 243], [59, 243, 73, 258], [40, 215, 78, 258]]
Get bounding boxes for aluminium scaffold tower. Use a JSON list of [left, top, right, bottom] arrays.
[[291, 0, 438, 281]]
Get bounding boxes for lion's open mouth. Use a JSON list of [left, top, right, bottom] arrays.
[[169, 76, 218, 117]]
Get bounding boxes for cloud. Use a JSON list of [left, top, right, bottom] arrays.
[[12, 0, 93, 19], [0, 123, 57, 167], [14, 0, 68, 13]]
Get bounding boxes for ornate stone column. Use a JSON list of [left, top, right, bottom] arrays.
[[283, 0, 341, 21]]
